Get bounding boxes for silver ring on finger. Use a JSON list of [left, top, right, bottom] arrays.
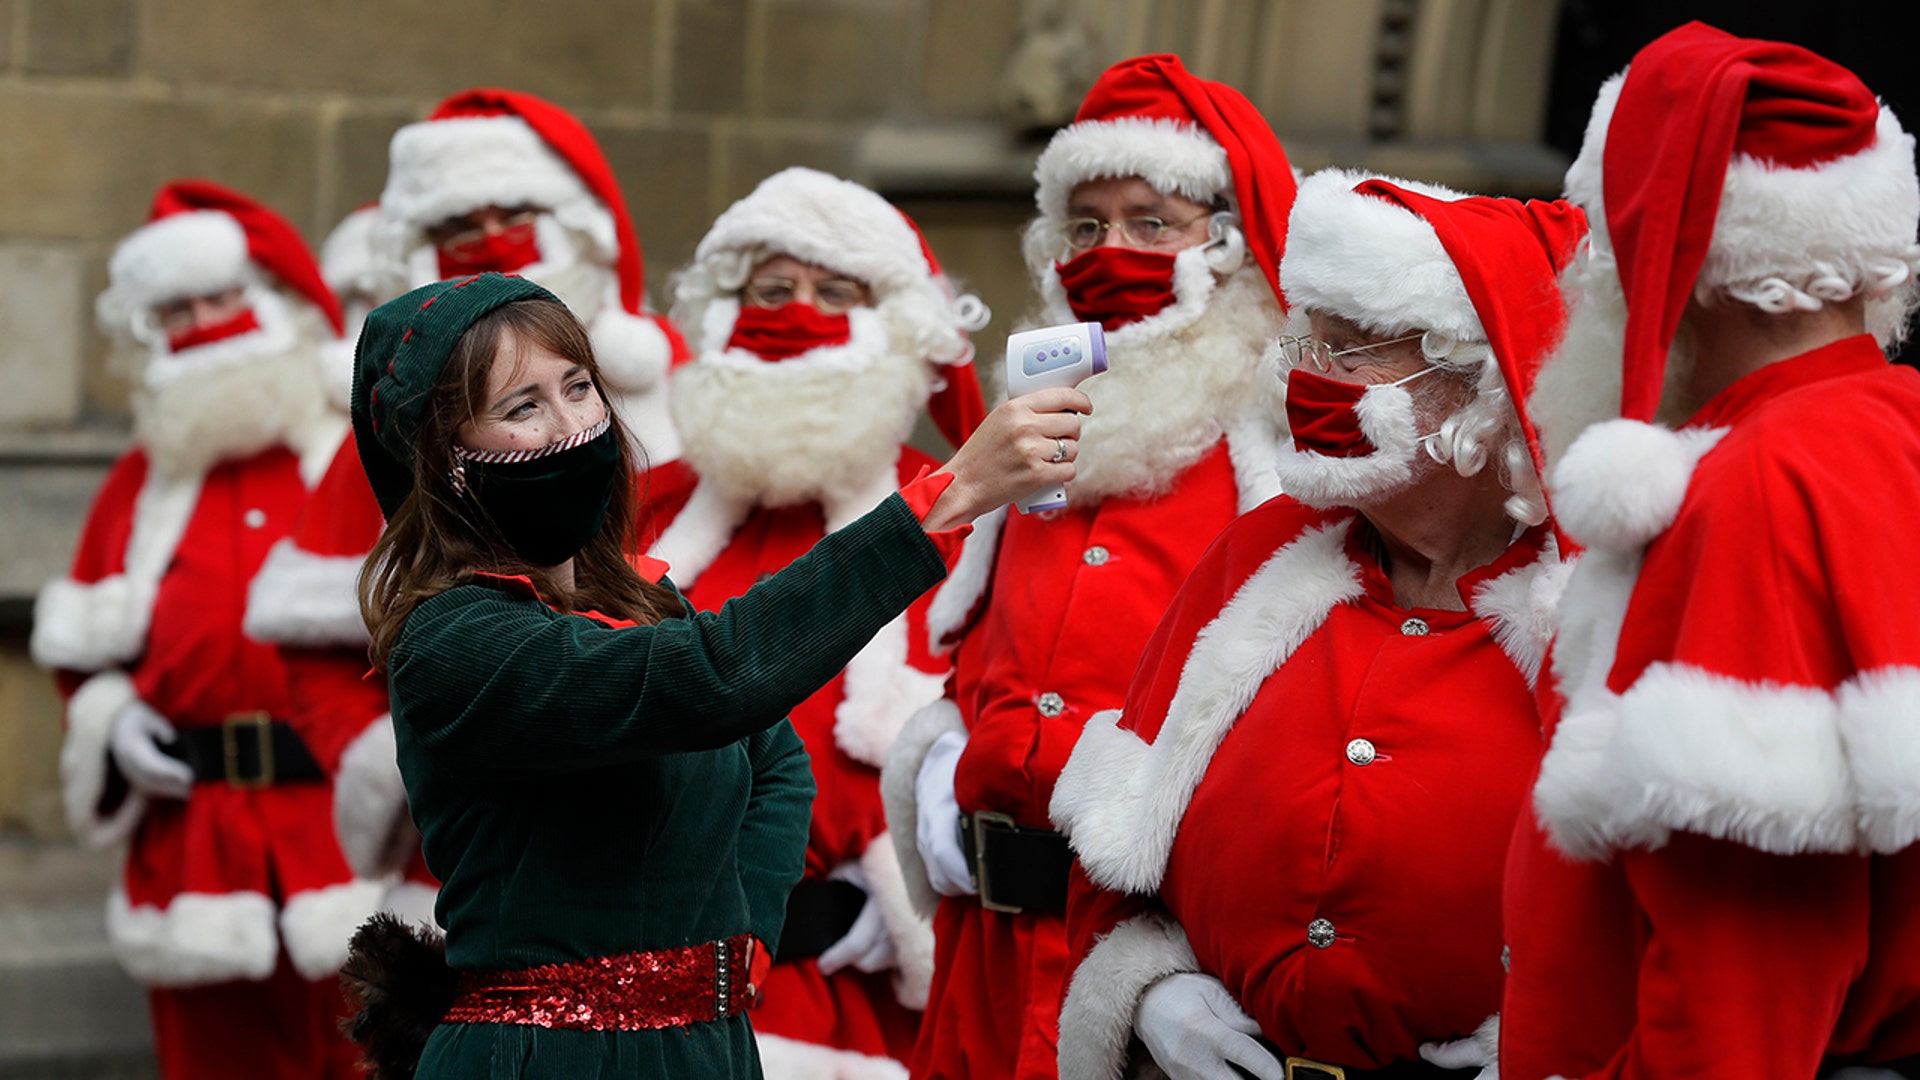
[[1051, 437, 1068, 463]]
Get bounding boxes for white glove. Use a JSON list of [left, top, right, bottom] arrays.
[[109, 699, 193, 800], [1419, 1014, 1499, 1078], [916, 730, 976, 897], [815, 862, 897, 976], [1135, 972, 1283, 1080]]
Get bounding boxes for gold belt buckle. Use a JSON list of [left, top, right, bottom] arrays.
[[222, 711, 274, 789], [1284, 1058, 1347, 1080], [971, 810, 1023, 915]]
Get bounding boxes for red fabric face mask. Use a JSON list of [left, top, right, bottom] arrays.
[[167, 308, 261, 354], [1285, 367, 1376, 458], [726, 303, 852, 362], [1056, 246, 1179, 331], [437, 220, 542, 278]]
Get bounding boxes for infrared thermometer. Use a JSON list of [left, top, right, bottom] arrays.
[[1005, 322, 1107, 513]]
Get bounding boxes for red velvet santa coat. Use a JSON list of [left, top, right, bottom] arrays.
[[1503, 336, 1920, 1078], [1048, 498, 1559, 1077], [32, 442, 385, 987], [646, 448, 945, 1079], [886, 436, 1281, 1080]]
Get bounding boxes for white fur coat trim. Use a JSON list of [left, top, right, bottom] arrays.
[[1838, 666, 1920, 852], [333, 716, 413, 879], [1550, 420, 1727, 552], [1055, 911, 1201, 1080], [1034, 117, 1231, 223], [1566, 73, 1920, 301], [924, 505, 1005, 655], [279, 877, 388, 981], [1466, 535, 1572, 689], [861, 833, 936, 1010], [754, 1032, 909, 1080], [102, 210, 250, 317], [107, 887, 279, 987], [881, 698, 968, 918], [60, 671, 146, 848], [242, 538, 370, 648], [1049, 521, 1362, 894], [1281, 168, 1482, 340], [30, 471, 203, 672]]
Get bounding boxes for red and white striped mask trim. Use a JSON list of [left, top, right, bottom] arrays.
[[450, 416, 612, 493]]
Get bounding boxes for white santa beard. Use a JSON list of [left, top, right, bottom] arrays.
[[1530, 254, 1699, 473], [135, 338, 333, 479], [1062, 265, 1285, 506], [670, 308, 933, 508]]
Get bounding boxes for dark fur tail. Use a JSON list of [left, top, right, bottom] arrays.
[[339, 913, 457, 1080]]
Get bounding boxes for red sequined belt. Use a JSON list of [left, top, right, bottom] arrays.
[[442, 935, 759, 1031]]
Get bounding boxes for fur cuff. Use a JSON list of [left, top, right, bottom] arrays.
[[1551, 421, 1726, 552], [60, 671, 145, 847], [1536, 662, 1856, 859], [1837, 666, 1920, 853], [242, 538, 370, 648], [334, 717, 415, 878], [881, 699, 968, 918], [281, 877, 389, 980], [924, 506, 1005, 654], [591, 308, 672, 394], [754, 1032, 909, 1080], [32, 576, 147, 672], [861, 834, 935, 1010], [1056, 911, 1201, 1080], [835, 618, 948, 770], [107, 888, 279, 987]]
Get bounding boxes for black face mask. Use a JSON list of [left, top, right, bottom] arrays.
[[455, 418, 623, 567]]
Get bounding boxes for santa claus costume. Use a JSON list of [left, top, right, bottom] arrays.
[[654, 166, 990, 1080], [244, 91, 695, 930], [1502, 23, 1920, 1079], [1048, 171, 1587, 1079], [29, 181, 384, 1080], [879, 55, 1294, 1080]]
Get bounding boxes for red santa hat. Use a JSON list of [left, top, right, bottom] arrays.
[[379, 88, 687, 388], [98, 180, 343, 338], [683, 166, 988, 447], [1564, 21, 1919, 423], [1032, 53, 1297, 303], [1281, 169, 1588, 497]]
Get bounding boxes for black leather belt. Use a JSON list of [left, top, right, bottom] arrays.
[[163, 713, 324, 788], [774, 878, 868, 962], [1237, 1051, 1455, 1080], [960, 811, 1072, 914]]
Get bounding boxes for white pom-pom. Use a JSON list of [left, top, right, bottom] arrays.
[[590, 309, 672, 394], [1550, 419, 1726, 551]]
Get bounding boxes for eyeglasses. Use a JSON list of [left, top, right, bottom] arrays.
[[435, 209, 540, 260], [742, 275, 870, 315], [1275, 332, 1427, 374], [1058, 212, 1211, 251], [154, 286, 248, 334]]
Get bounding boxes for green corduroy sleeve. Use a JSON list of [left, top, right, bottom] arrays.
[[389, 493, 948, 780], [735, 720, 814, 955]]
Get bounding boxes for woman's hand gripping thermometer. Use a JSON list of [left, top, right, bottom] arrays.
[[1005, 322, 1106, 513]]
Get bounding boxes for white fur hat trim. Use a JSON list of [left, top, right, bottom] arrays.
[[380, 114, 615, 253], [1566, 72, 1920, 295], [1280, 168, 1483, 341], [693, 167, 932, 294], [1033, 116, 1231, 222], [102, 211, 251, 316]]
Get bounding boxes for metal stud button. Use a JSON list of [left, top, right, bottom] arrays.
[[243, 508, 267, 529], [1346, 738, 1377, 766], [1036, 692, 1065, 718], [1400, 617, 1430, 636], [1307, 918, 1336, 949], [1082, 545, 1110, 566]]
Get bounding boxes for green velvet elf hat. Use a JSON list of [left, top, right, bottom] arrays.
[[351, 272, 560, 518]]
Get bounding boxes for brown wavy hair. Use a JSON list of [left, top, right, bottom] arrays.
[[359, 298, 680, 668]]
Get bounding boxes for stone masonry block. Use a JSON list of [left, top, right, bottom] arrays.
[[26, 0, 135, 76], [596, 124, 712, 296], [0, 243, 90, 427], [141, 0, 659, 108], [752, 0, 910, 121], [326, 107, 422, 231], [1, 0, 16, 71], [0, 642, 67, 838], [0, 86, 320, 243], [920, 0, 1023, 120], [720, 129, 858, 208], [671, 0, 748, 115]]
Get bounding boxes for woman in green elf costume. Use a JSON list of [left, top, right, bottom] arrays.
[[340, 272, 1086, 1079]]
